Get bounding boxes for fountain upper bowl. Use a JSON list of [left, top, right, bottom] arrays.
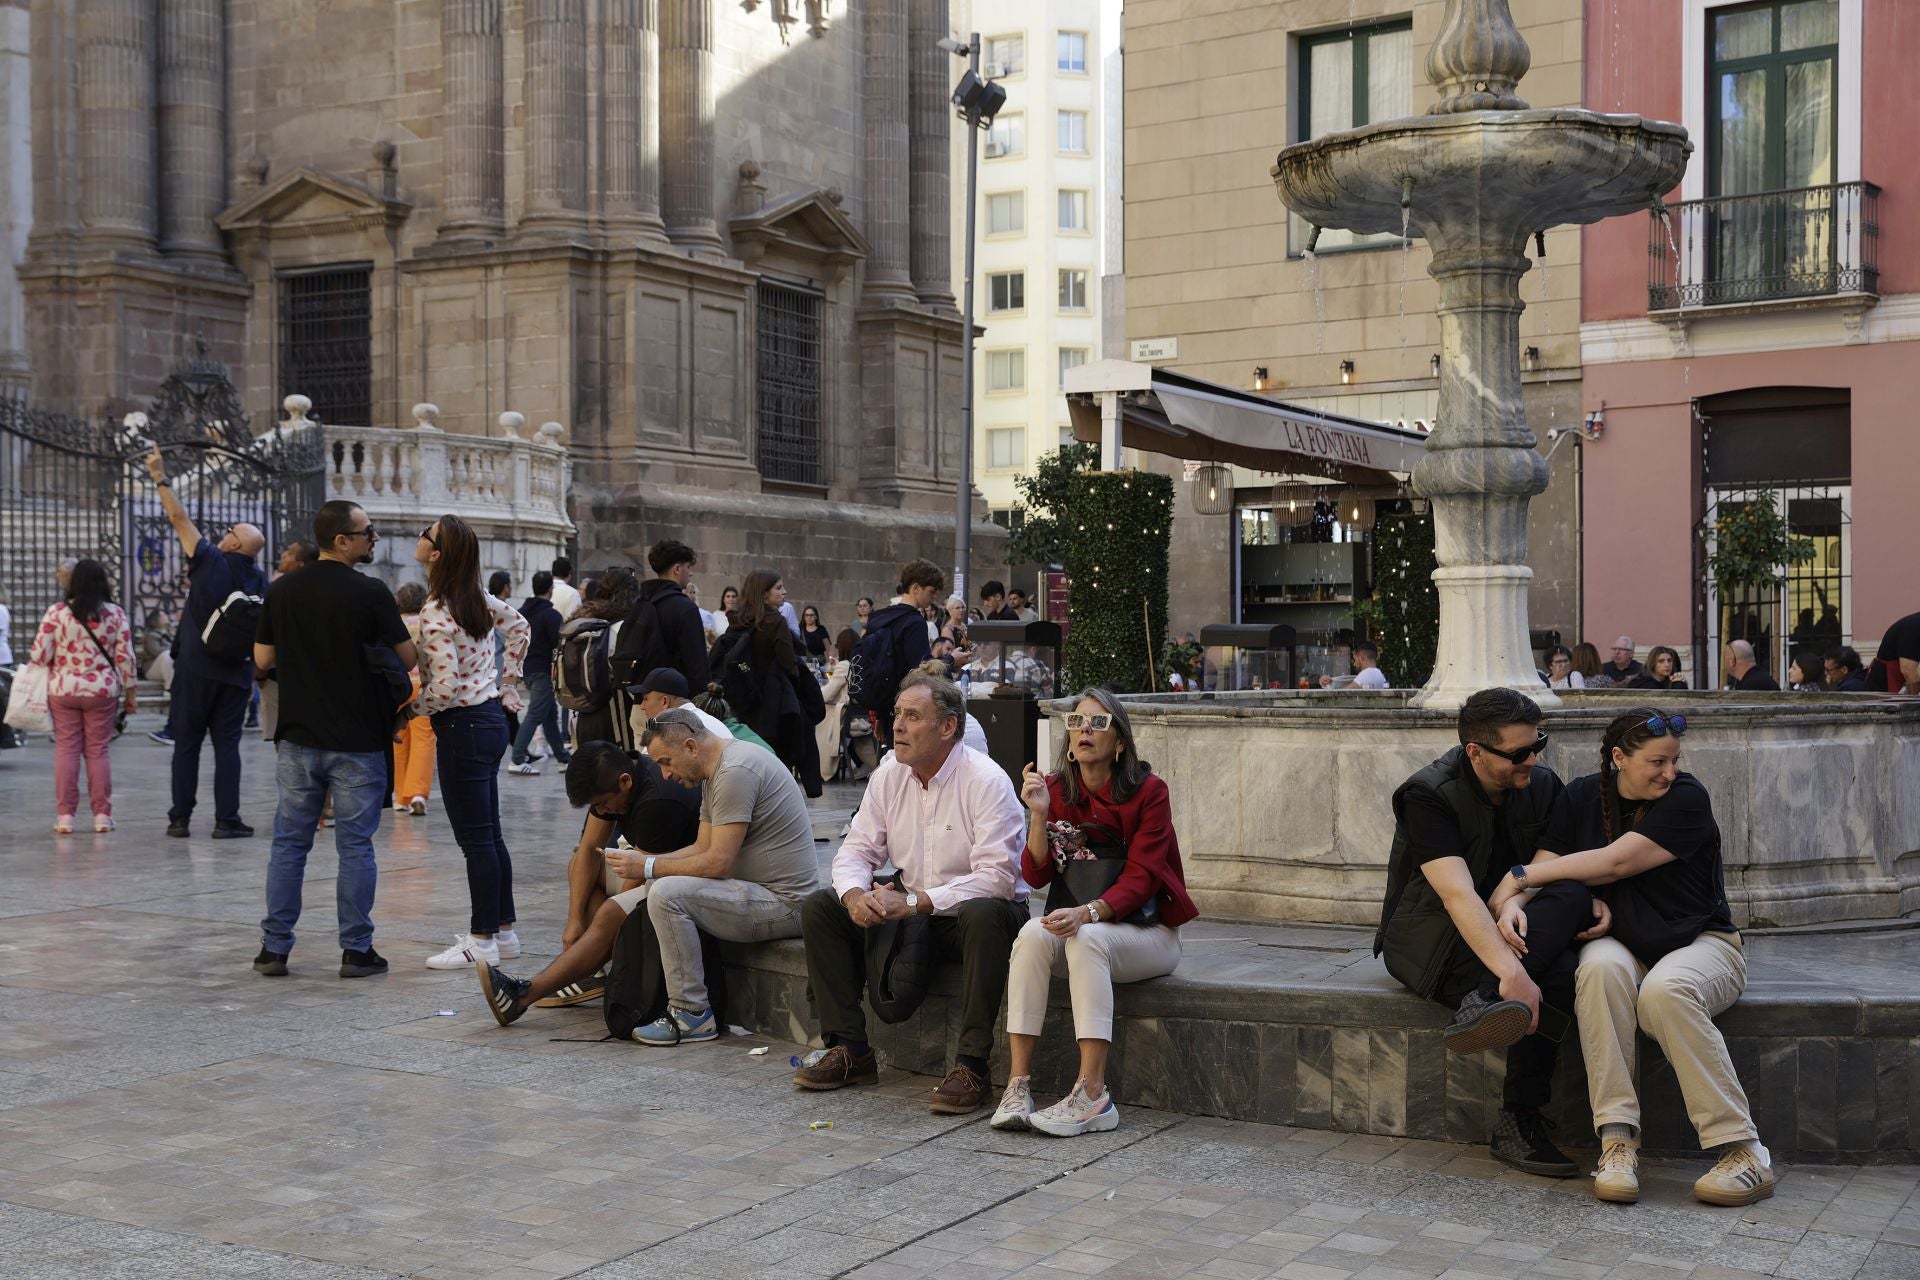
[[1274, 109, 1691, 245]]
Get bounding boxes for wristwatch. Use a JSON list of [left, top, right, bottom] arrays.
[[1509, 864, 1529, 888], [903, 891, 920, 915]]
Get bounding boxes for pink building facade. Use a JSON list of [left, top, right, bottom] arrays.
[[1578, 0, 1917, 687]]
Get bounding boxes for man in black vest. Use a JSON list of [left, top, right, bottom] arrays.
[[1377, 688, 1606, 1178]]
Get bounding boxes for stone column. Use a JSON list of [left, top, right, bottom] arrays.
[[441, 0, 505, 239], [156, 0, 225, 260], [521, 0, 588, 233], [602, 0, 666, 242], [861, 0, 912, 301], [1, 0, 30, 389], [660, 0, 721, 251], [76, 0, 157, 252], [1408, 247, 1552, 709], [906, 0, 951, 305]]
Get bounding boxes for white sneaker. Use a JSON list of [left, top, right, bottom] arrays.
[[393, 801, 408, 813], [1594, 1138, 1640, 1203], [93, 816, 115, 833], [1027, 1080, 1120, 1137], [425, 934, 499, 969], [53, 815, 74, 834], [507, 762, 540, 776], [1695, 1142, 1776, 1207], [991, 1075, 1035, 1131], [496, 930, 521, 960], [408, 796, 428, 816]]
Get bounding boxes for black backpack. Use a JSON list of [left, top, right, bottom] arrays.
[[200, 589, 264, 664], [608, 595, 664, 690], [849, 613, 908, 713], [716, 628, 762, 718], [603, 899, 731, 1041], [553, 616, 621, 712]]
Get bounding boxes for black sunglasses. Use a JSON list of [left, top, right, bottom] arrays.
[[1644, 713, 1687, 737], [1477, 734, 1549, 765], [340, 525, 377, 541], [420, 525, 438, 548]]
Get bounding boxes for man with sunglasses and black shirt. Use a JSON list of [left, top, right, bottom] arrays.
[[1376, 687, 1606, 1179]]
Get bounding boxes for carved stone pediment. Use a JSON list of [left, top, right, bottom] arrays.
[[728, 189, 870, 282], [216, 168, 412, 237]]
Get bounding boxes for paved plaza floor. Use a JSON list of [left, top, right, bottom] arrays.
[[2, 718, 1918, 1280]]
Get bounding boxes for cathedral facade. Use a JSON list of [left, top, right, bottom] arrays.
[[10, 0, 1000, 604]]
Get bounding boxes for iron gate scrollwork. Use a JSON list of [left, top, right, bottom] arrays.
[[0, 351, 325, 667]]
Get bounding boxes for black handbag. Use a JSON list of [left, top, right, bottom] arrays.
[[1044, 820, 1161, 926]]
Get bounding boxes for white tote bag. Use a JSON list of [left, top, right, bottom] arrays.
[[4, 662, 52, 734]]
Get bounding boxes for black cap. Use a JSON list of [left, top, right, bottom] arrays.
[[635, 667, 689, 699]]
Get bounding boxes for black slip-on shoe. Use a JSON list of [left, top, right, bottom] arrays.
[[1444, 987, 1533, 1054], [253, 948, 289, 977], [166, 820, 190, 838], [211, 820, 255, 839], [339, 948, 389, 978], [1489, 1107, 1580, 1178]]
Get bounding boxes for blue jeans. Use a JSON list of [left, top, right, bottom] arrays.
[[511, 673, 569, 764], [169, 667, 249, 824], [262, 743, 386, 954], [433, 701, 516, 935]]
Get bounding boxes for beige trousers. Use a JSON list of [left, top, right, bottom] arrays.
[[1006, 917, 1181, 1042], [1574, 931, 1757, 1149]]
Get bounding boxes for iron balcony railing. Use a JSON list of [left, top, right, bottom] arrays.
[[1649, 181, 1880, 312]]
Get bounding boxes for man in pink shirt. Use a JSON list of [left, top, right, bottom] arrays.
[[792, 671, 1028, 1114]]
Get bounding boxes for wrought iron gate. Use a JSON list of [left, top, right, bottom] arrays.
[[1697, 481, 1852, 688], [0, 353, 324, 665]]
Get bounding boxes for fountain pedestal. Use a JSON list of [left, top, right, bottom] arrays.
[[1271, 0, 1689, 708]]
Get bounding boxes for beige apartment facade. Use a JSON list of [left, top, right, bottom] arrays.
[[1122, 0, 1587, 654]]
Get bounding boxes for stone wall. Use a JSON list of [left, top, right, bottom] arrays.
[[1111, 692, 1920, 928]]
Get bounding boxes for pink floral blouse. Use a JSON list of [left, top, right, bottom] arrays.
[[415, 592, 529, 716], [30, 602, 136, 699]]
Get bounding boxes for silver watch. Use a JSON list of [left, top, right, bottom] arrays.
[[903, 891, 920, 915]]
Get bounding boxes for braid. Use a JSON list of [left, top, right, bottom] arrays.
[[1600, 748, 1618, 844], [1599, 705, 1673, 842]]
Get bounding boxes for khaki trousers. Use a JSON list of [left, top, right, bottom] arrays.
[[1006, 917, 1182, 1043], [1574, 931, 1757, 1149]]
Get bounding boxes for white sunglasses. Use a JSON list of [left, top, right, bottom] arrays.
[[1063, 713, 1113, 731]]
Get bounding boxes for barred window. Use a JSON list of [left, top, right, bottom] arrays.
[[279, 266, 372, 426], [755, 281, 825, 486]]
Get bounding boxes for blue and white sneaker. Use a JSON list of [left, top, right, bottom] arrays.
[[632, 1005, 718, 1046], [1026, 1080, 1120, 1137]]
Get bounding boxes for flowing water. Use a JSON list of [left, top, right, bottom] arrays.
[[1303, 248, 1326, 353], [1398, 202, 1413, 350]]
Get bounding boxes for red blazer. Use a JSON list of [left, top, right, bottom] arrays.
[[1022, 770, 1199, 927]]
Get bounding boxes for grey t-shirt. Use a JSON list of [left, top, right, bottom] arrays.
[[702, 740, 820, 904]]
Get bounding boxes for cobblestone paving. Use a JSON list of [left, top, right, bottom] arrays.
[[1, 720, 1917, 1279]]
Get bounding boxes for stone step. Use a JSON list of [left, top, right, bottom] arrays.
[[719, 919, 1920, 1164]]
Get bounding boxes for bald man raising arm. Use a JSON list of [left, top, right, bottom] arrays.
[[147, 443, 269, 840]]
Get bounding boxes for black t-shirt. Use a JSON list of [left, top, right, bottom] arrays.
[[179, 541, 267, 687], [588, 754, 702, 854], [1733, 665, 1781, 691], [1876, 612, 1920, 664], [1604, 659, 1644, 680], [256, 560, 412, 752], [1564, 772, 1733, 960], [1403, 771, 1575, 897]]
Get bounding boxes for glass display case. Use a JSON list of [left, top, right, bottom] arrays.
[[962, 620, 1063, 699], [1197, 623, 1298, 691]]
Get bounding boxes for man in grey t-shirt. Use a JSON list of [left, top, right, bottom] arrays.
[[609, 709, 817, 1044]]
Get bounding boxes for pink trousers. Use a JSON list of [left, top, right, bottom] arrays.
[[50, 692, 117, 818]]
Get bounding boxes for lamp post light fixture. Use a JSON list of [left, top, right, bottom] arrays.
[[1524, 345, 1541, 372], [1253, 365, 1269, 391], [941, 33, 1005, 602], [1429, 352, 1441, 378], [1339, 360, 1355, 385]]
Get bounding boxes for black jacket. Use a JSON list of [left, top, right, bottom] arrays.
[[625, 579, 711, 692], [519, 596, 563, 678], [1375, 747, 1565, 998]]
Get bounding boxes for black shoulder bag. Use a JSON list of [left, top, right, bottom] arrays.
[[1044, 820, 1161, 926]]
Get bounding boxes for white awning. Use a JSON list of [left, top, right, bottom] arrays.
[[1063, 361, 1427, 484]]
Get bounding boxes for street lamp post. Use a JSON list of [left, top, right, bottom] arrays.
[[941, 34, 1003, 605]]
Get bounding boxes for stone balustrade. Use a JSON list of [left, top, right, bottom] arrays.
[[287, 396, 575, 589]]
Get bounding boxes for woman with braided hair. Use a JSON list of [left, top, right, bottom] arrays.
[[1486, 708, 1768, 1210]]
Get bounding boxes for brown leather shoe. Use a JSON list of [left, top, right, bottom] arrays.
[[929, 1062, 991, 1114], [792, 1043, 879, 1091]]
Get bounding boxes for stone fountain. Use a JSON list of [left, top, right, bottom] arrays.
[[1272, 0, 1689, 711], [1083, 0, 1920, 932]]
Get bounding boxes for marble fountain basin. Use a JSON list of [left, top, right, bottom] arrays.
[[1092, 690, 1920, 929], [1272, 109, 1692, 240]]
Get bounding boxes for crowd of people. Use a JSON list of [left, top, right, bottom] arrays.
[[8, 459, 1920, 1205]]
